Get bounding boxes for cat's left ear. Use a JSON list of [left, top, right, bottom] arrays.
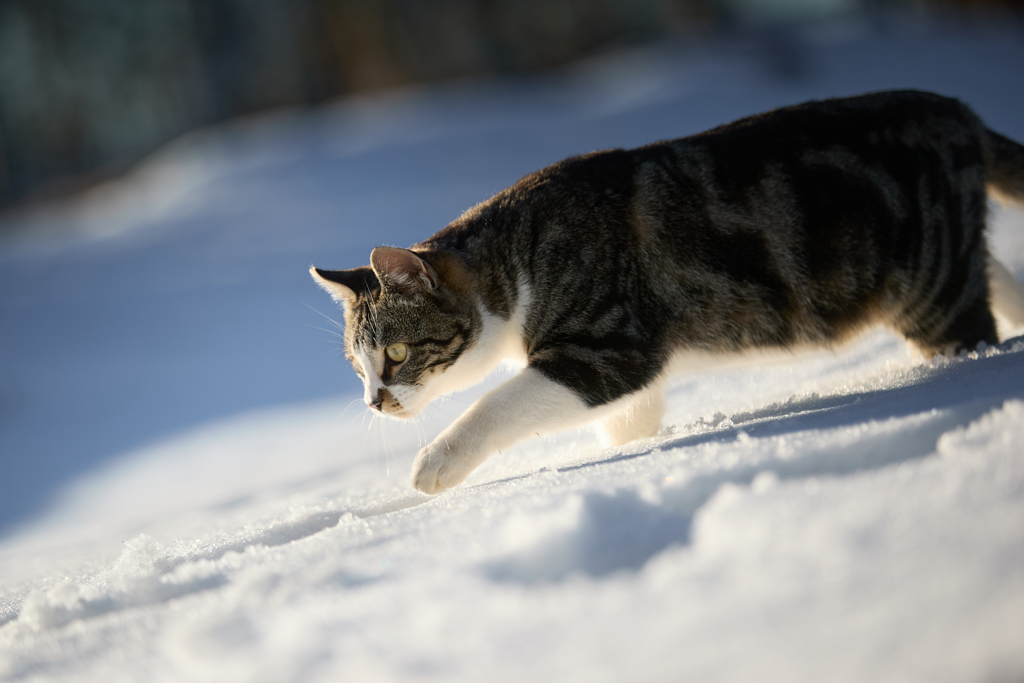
[[309, 265, 379, 308], [370, 246, 439, 292]]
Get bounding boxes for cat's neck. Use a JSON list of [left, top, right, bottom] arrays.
[[480, 280, 530, 365], [419, 280, 530, 397], [419, 195, 527, 323]]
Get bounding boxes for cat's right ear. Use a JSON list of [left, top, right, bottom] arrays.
[[309, 265, 379, 308]]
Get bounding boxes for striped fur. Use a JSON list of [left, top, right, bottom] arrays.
[[312, 90, 1024, 494]]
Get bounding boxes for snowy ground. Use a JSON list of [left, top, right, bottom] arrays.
[[3, 19, 1024, 682]]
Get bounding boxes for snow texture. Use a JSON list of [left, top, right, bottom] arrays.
[[3, 20, 1024, 683]]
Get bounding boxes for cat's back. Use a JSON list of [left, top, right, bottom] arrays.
[[459, 90, 986, 233], [682, 89, 982, 152]]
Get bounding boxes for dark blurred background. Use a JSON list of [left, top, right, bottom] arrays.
[[1, 0, 1020, 218]]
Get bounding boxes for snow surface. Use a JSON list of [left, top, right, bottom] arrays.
[[3, 20, 1024, 682]]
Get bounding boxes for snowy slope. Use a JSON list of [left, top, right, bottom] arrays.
[[3, 20, 1024, 682]]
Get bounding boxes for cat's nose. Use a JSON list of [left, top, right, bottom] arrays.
[[368, 388, 384, 412]]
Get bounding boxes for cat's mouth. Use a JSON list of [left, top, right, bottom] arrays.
[[370, 385, 425, 419], [375, 403, 424, 420]]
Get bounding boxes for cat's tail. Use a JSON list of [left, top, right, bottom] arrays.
[[987, 129, 1024, 205]]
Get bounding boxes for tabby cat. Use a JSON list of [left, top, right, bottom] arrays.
[[312, 90, 1024, 495]]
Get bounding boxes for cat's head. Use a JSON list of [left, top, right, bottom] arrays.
[[310, 247, 481, 418]]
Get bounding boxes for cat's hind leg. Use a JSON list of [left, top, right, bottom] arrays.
[[902, 287, 998, 357], [988, 254, 1024, 336], [898, 244, 999, 356], [598, 382, 666, 447]]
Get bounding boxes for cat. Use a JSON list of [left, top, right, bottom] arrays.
[[311, 89, 1024, 495]]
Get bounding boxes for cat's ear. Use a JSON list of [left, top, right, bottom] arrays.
[[309, 265, 379, 308], [370, 246, 438, 292]]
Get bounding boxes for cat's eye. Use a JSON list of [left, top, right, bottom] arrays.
[[386, 343, 408, 363]]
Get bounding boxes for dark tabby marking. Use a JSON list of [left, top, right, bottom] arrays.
[[312, 90, 1024, 494]]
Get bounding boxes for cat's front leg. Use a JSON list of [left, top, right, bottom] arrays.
[[412, 367, 591, 494]]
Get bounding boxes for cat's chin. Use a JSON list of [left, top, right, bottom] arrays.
[[379, 401, 429, 420], [381, 408, 419, 420]]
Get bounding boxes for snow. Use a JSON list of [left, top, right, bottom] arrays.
[[3, 19, 1024, 682]]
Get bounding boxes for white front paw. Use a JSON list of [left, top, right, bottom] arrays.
[[411, 437, 479, 495]]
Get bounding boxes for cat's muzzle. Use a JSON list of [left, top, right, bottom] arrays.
[[368, 386, 410, 417]]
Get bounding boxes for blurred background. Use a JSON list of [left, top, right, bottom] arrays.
[[1, 0, 1024, 538], [2, 0, 1020, 213]]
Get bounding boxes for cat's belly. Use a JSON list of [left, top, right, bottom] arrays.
[[662, 340, 871, 377]]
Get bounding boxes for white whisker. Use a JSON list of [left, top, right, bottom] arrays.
[[304, 304, 346, 333]]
